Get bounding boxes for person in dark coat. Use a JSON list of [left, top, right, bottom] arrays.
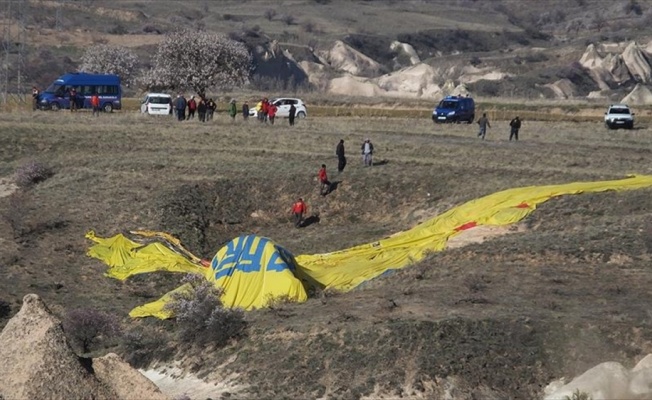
[[187, 96, 197, 120], [336, 139, 346, 173], [175, 94, 187, 121], [206, 98, 216, 121], [197, 98, 207, 122], [509, 116, 521, 141], [289, 103, 297, 126], [242, 101, 250, 120]]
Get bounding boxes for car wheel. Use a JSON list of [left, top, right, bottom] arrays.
[[50, 102, 60, 111], [297, 111, 306, 119], [103, 103, 113, 113]]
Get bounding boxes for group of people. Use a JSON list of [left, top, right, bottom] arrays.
[[173, 94, 218, 122], [476, 112, 522, 141], [291, 137, 375, 228]]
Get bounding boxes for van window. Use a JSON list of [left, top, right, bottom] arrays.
[[439, 100, 459, 109], [45, 83, 62, 94], [97, 85, 119, 95], [149, 96, 170, 104], [81, 85, 96, 95]]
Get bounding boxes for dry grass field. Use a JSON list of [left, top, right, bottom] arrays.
[[1, 107, 652, 398]]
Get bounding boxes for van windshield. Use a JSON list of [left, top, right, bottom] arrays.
[[438, 100, 459, 109], [149, 97, 171, 104], [44, 83, 62, 94]]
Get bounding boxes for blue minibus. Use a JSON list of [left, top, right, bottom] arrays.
[[38, 73, 122, 112]]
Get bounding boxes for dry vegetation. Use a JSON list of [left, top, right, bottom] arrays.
[[0, 106, 652, 398]]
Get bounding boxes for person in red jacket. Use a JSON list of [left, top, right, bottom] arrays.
[[91, 92, 100, 116], [187, 96, 197, 120], [291, 198, 307, 228], [261, 98, 269, 123], [318, 164, 331, 196], [267, 103, 278, 125]]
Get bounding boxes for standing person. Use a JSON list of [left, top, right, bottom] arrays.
[[267, 102, 277, 125], [187, 96, 197, 120], [336, 139, 346, 173], [509, 116, 521, 141], [261, 98, 269, 123], [477, 112, 491, 140], [91, 92, 100, 116], [31, 86, 40, 111], [318, 164, 331, 196], [255, 99, 264, 122], [69, 87, 77, 112], [175, 94, 187, 122], [242, 101, 250, 120], [197, 98, 207, 122], [288, 103, 296, 126], [291, 197, 307, 228], [228, 99, 237, 121], [361, 138, 374, 167], [206, 98, 216, 121]]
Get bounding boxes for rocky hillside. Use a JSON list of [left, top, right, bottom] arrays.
[[5, 0, 652, 103]]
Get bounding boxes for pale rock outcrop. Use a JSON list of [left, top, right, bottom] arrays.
[[442, 79, 456, 96], [544, 79, 577, 99], [544, 356, 652, 400], [321, 40, 383, 77], [375, 63, 437, 95], [0, 294, 167, 400], [622, 41, 652, 83], [603, 53, 632, 84], [587, 90, 609, 99], [93, 353, 168, 400], [389, 40, 421, 65], [579, 43, 603, 69], [298, 60, 330, 90], [621, 83, 652, 105], [328, 74, 384, 97], [458, 66, 511, 84]]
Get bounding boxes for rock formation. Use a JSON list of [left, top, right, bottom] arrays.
[[321, 40, 383, 77], [543, 79, 577, 99], [0, 294, 167, 400], [621, 83, 652, 105], [622, 41, 652, 83]]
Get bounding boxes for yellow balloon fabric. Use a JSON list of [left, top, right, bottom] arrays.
[[86, 175, 652, 318]]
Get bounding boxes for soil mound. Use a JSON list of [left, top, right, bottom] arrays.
[[0, 294, 167, 400]]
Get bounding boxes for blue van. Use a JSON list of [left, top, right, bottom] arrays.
[[38, 73, 122, 112], [432, 95, 475, 123]]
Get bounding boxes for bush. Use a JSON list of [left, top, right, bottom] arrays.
[[165, 274, 247, 347], [63, 308, 122, 354], [280, 14, 295, 26], [14, 160, 53, 188], [264, 9, 276, 21], [0, 299, 11, 319], [120, 325, 174, 367]]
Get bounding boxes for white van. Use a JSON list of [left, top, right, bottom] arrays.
[[141, 93, 172, 115]]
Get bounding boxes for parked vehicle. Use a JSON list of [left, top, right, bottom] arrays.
[[604, 104, 634, 130], [141, 93, 173, 115], [432, 95, 475, 123], [249, 98, 307, 118], [38, 73, 122, 112]]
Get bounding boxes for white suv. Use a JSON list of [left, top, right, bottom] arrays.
[[604, 104, 634, 130], [141, 93, 173, 115], [249, 98, 307, 118]]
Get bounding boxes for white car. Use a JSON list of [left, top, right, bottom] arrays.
[[249, 98, 307, 118], [604, 104, 634, 130], [141, 93, 173, 115]]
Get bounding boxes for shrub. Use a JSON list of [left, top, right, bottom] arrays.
[[264, 9, 276, 21], [120, 325, 174, 367], [280, 14, 295, 26], [165, 274, 247, 347], [14, 160, 53, 188], [63, 308, 122, 354], [0, 299, 11, 319], [469, 56, 482, 67], [564, 390, 593, 400]]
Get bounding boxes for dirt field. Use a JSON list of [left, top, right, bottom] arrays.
[[1, 108, 652, 399]]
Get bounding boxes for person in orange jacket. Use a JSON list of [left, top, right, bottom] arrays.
[[318, 164, 331, 196], [267, 102, 277, 125], [291, 197, 307, 228]]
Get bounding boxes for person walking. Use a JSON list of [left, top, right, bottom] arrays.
[[268, 102, 277, 125], [175, 94, 187, 121], [228, 99, 237, 121], [32, 86, 40, 111], [206, 98, 216, 121], [242, 101, 250, 120], [361, 138, 374, 167], [91, 92, 100, 116], [318, 164, 331, 196], [336, 139, 346, 173], [509, 116, 521, 141], [69, 87, 78, 112], [291, 198, 307, 228], [477, 112, 491, 140], [197, 98, 207, 122], [187, 96, 197, 120], [289, 103, 296, 126]]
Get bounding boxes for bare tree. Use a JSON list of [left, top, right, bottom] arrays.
[[80, 44, 139, 85], [139, 29, 251, 95], [592, 12, 607, 32]]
